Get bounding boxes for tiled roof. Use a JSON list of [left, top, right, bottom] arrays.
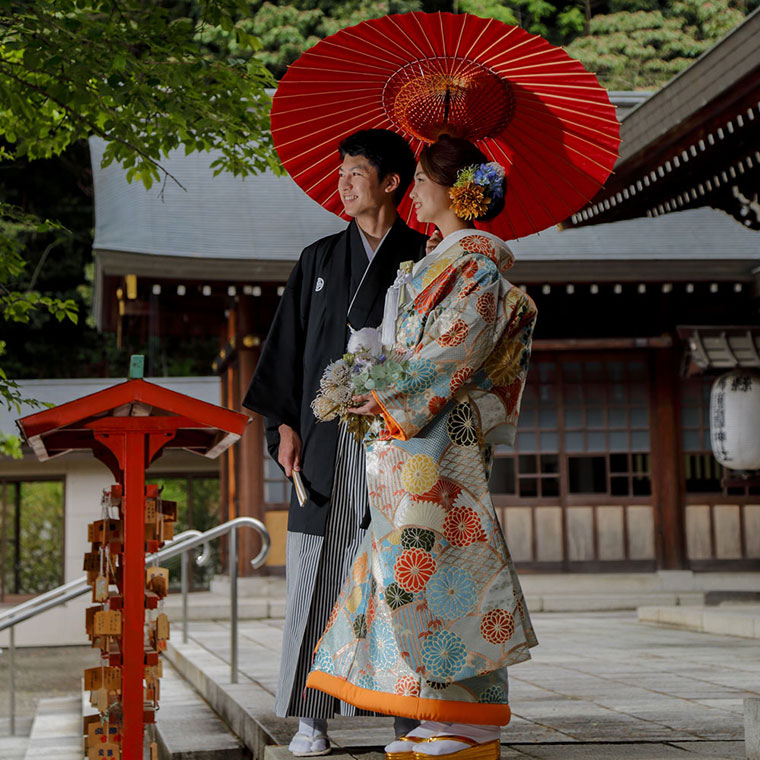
[[512, 207, 759, 261], [90, 137, 345, 265]]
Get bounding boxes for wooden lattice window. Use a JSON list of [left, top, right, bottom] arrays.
[[491, 357, 652, 500]]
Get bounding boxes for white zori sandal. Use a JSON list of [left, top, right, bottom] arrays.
[[386, 722, 500, 760]]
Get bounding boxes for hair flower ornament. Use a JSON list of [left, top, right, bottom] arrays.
[[450, 162, 506, 221]]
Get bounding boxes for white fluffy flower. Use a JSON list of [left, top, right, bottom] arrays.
[[321, 360, 351, 390], [311, 393, 339, 421], [329, 384, 353, 405], [347, 327, 383, 357]]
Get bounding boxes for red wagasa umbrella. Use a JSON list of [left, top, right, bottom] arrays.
[[271, 12, 620, 240]]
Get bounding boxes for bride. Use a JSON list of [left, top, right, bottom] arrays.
[[306, 134, 539, 760]]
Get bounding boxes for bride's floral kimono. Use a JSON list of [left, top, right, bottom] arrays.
[[306, 229, 538, 725]]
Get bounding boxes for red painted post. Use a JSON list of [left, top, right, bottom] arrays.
[[122, 431, 146, 760]]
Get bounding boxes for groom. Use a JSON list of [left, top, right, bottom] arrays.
[[244, 129, 427, 755]]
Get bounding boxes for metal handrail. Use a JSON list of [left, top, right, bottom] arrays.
[[1, 516, 270, 736], [0, 529, 205, 631]]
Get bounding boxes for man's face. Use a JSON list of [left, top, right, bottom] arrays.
[[338, 153, 394, 217]]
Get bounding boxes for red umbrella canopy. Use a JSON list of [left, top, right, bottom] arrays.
[[271, 12, 620, 240]]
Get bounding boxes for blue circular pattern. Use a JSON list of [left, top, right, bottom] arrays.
[[398, 359, 437, 394], [426, 566, 477, 621], [421, 629, 467, 680], [368, 618, 398, 670], [356, 673, 378, 691], [478, 685, 507, 703], [313, 647, 334, 675]]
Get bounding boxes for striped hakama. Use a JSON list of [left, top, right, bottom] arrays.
[[274, 423, 373, 718]]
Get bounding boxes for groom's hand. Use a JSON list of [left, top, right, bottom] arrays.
[[278, 423, 302, 477], [426, 229, 443, 254]]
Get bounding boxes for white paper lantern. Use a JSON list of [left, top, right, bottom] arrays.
[[710, 370, 760, 471]]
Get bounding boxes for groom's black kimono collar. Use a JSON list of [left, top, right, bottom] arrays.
[[243, 217, 427, 536]]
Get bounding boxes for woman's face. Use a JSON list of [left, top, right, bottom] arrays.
[[409, 162, 451, 225]]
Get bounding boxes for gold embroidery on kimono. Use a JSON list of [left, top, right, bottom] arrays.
[[306, 230, 538, 725]]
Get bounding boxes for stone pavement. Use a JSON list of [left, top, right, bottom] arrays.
[[174, 611, 758, 760]]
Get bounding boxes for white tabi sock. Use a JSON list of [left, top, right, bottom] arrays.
[[384, 721, 446, 754], [289, 718, 330, 757], [297, 718, 328, 737], [413, 722, 501, 757]]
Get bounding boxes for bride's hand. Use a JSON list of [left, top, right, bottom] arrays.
[[349, 393, 381, 416]]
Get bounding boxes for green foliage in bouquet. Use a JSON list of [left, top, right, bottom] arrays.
[[352, 355, 410, 394], [311, 329, 410, 443]]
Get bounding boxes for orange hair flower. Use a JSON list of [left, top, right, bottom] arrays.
[[449, 182, 490, 221]]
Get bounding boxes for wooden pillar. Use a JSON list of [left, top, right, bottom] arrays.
[[219, 313, 236, 576], [235, 296, 265, 576], [649, 347, 686, 569]]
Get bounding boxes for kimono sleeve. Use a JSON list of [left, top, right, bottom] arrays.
[[242, 253, 308, 431], [373, 254, 502, 441]]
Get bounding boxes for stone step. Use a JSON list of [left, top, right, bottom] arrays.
[[519, 570, 760, 596], [164, 637, 396, 759], [24, 695, 81, 760], [153, 661, 247, 759], [162, 592, 286, 622], [163, 638, 293, 759], [638, 604, 760, 638], [0, 734, 30, 760], [536, 591, 709, 611], [209, 576, 285, 600]]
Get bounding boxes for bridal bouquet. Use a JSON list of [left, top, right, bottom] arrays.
[[311, 327, 409, 442]]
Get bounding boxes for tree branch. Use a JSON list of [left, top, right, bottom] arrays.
[[0, 61, 188, 191]]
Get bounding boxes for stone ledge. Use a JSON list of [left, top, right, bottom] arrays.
[[746, 698, 760, 760], [637, 605, 760, 638]]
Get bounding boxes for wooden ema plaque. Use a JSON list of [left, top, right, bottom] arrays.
[[82, 483, 178, 760]]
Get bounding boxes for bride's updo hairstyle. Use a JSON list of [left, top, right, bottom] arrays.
[[419, 134, 506, 222]]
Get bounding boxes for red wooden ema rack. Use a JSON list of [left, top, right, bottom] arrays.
[[17, 374, 248, 760]]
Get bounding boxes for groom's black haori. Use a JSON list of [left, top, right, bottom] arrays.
[[243, 217, 426, 535]]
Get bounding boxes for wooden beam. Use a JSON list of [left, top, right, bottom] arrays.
[[649, 348, 687, 569]]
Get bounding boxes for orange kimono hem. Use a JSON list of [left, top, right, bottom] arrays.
[[372, 390, 409, 441], [306, 671, 512, 725]]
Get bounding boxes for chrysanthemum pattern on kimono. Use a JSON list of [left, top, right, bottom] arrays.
[[306, 230, 538, 724]]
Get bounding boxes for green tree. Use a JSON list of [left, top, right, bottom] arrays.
[[0, 0, 279, 455], [1, 480, 65, 593], [565, 0, 749, 89], [0, 202, 75, 457], [201, 0, 423, 80]]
